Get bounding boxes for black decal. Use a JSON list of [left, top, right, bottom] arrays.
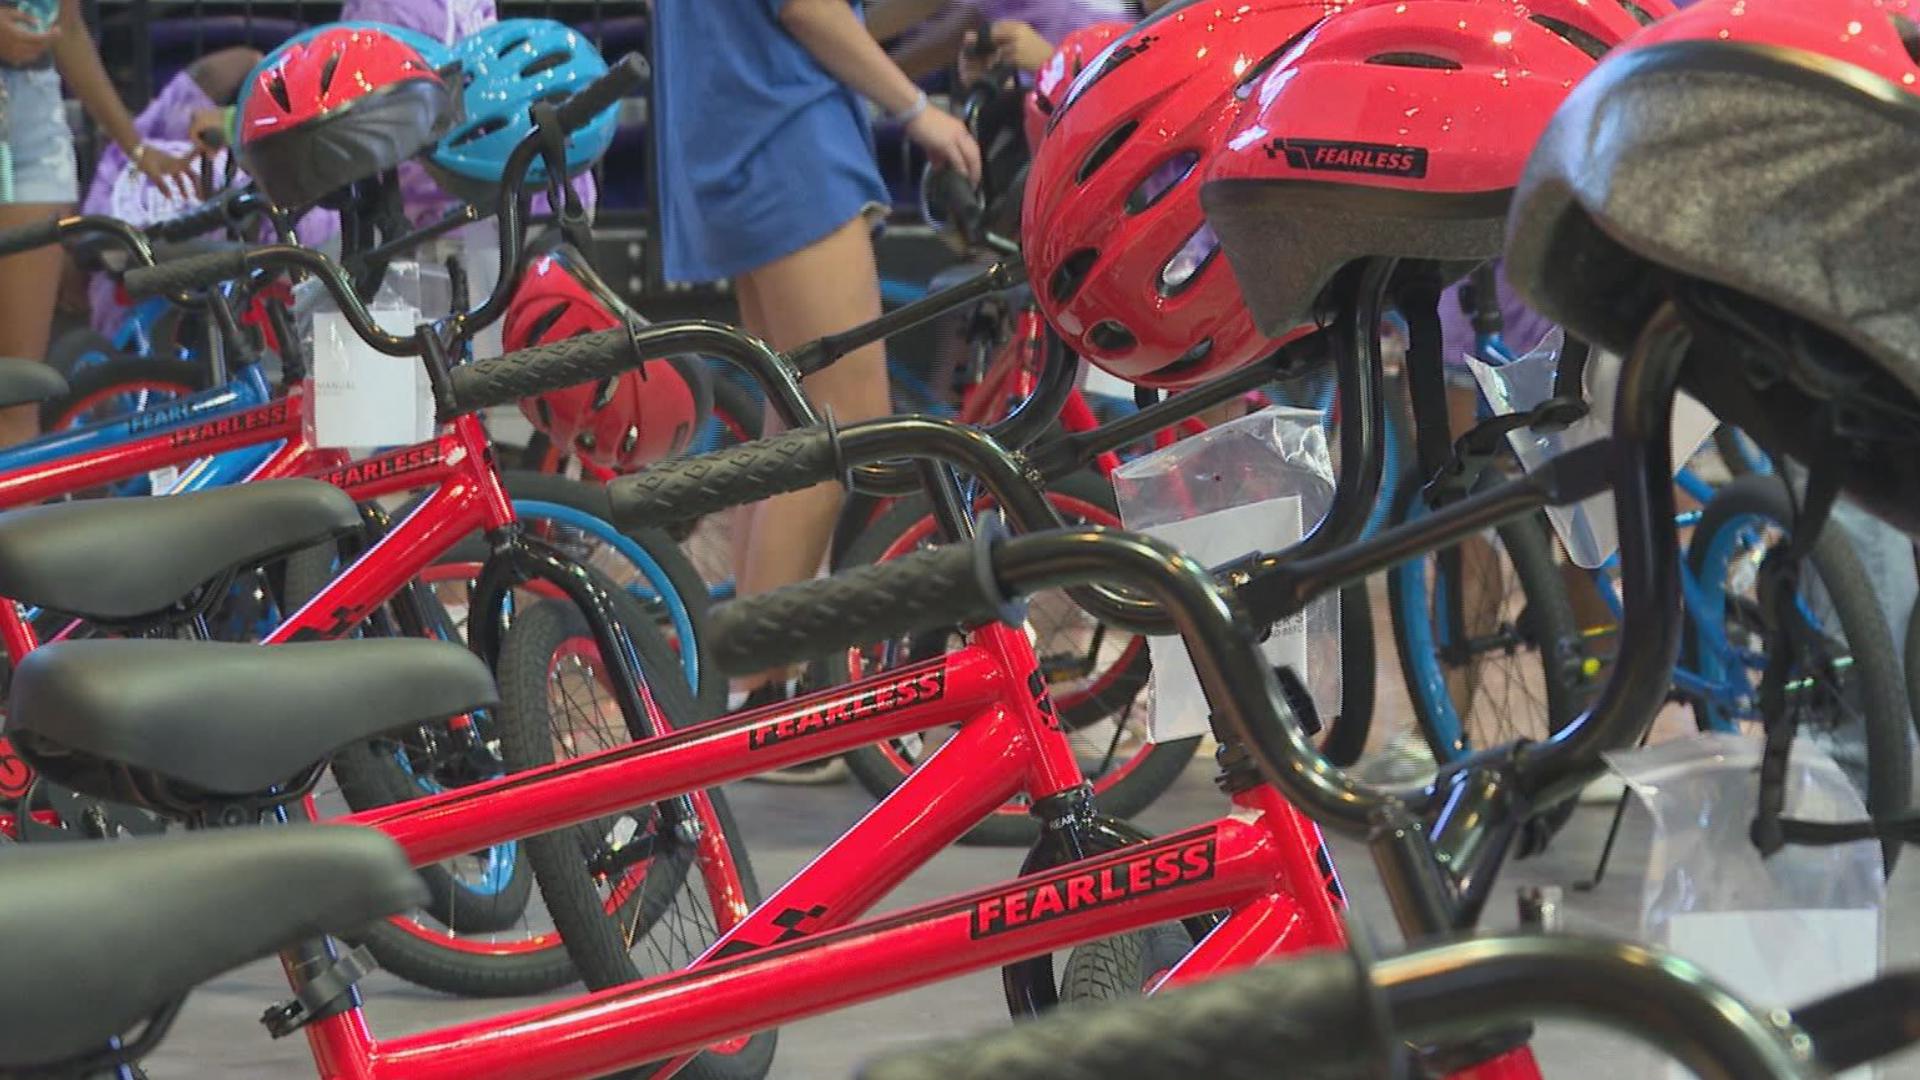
[[1265, 137, 1429, 179]]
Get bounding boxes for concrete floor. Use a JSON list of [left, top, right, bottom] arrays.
[[143, 759, 1920, 1079]]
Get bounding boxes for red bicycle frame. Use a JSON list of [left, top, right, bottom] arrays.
[[0, 388, 525, 807], [307, 619, 1538, 1080]]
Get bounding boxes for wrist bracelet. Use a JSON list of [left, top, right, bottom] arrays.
[[892, 90, 930, 125], [129, 142, 149, 167]]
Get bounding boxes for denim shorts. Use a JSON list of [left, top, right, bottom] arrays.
[[2, 66, 76, 206]]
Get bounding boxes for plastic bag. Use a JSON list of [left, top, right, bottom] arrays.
[[304, 261, 438, 451], [1467, 328, 1716, 567], [1604, 733, 1884, 1079], [1113, 405, 1340, 741]]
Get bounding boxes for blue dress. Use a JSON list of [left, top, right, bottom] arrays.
[[653, 0, 891, 284]]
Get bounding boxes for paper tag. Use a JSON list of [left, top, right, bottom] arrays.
[[1143, 496, 1306, 741], [146, 465, 180, 494], [311, 306, 431, 449]]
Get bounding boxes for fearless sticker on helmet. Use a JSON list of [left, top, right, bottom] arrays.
[[1266, 138, 1428, 179]]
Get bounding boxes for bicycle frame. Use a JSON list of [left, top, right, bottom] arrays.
[[319, 620, 1535, 1080], [0, 389, 657, 819]]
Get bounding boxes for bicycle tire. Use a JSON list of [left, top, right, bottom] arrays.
[[285, 473, 719, 995], [41, 356, 209, 433], [831, 470, 1191, 847], [498, 590, 776, 1080], [1060, 922, 1197, 1004], [1386, 471, 1585, 763], [1687, 474, 1910, 871], [44, 328, 124, 382]]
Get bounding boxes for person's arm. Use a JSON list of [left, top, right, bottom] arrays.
[[864, 0, 948, 43], [50, 0, 194, 197], [778, 0, 982, 180]]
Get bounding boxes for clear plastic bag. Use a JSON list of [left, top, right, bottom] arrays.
[[1467, 328, 1716, 567], [1604, 734, 1884, 1079], [304, 261, 438, 451], [1113, 405, 1340, 741]]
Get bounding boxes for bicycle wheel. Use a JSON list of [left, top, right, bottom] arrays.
[[287, 473, 718, 996], [830, 470, 1190, 847], [677, 372, 764, 597], [1686, 473, 1909, 869], [1387, 470, 1586, 763], [498, 593, 775, 1080]]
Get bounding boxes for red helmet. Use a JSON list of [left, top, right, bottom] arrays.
[[1201, 0, 1629, 338], [1022, 2, 1337, 390], [1507, 0, 1920, 532], [239, 26, 458, 210], [1024, 21, 1132, 152], [508, 248, 712, 473]]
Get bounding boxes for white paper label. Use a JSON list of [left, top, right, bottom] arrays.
[[1667, 910, 1879, 1080], [146, 465, 180, 494], [1144, 496, 1304, 741], [311, 306, 432, 450]]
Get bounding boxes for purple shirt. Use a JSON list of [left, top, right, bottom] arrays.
[[1437, 261, 1555, 367], [899, 0, 1138, 52]]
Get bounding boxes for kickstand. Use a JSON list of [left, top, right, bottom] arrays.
[[1571, 788, 1630, 893], [1572, 724, 1654, 893]]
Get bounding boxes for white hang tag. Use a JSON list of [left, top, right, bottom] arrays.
[[146, 465, 181, 493], [310, 306, 432, 450]]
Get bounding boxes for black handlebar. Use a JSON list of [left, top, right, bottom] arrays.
[[557, 53, 644, 133], [864, 936, 1831, 1080], [0, 217, 62, 258]]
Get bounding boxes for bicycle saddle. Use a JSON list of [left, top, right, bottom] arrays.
[[0, 479, 359, 622], [0, 356, 68, 409], [0, 827, 426, 1071], [7, 638, 498, 813]]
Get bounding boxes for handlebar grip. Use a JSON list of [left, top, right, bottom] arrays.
[[0, 217, 62, 258], [859, 948, 1392, 1080], [709, 539, 1011, 676], [147, 195, 234, 243], [556, 53, 644, 133], [607, 428, 840, 530], [1793, 969, 1920, 1073], [444, 326, 637, 415], [123, 248, 252, 298], [928, 167, 984, 241]]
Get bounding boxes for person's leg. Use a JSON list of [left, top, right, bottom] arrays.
[[731, 214, 892, 693], [0, 203, 70, 447]]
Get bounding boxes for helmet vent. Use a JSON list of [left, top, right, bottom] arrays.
[[1529, 15, 1611, 59], [451, 116, 512, 147], [1077, 119, 1138, 184], [1088, 320, 1137, 353], [319, 52, 342, 96], [266, 71, 292, 113], [1049, 248, 1100, 305], [1366, 52, 1461, 70], [1234, 27, 1318, 100], [1616, 0, 1656, 27], [500, 34, 530, 54], [524, 301, 571, 343], [1127, 151, 1198, 215], [1156, 338, 1215, 380], [523, 50, 568, 77], [1158, 224, 1219, 297], [1893, 14, 1920, 65]]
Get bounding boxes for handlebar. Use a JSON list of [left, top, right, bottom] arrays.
[[862, 936, 1838, 1080]]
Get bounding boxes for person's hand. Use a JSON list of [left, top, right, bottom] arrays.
[[188, 107, 229, 153], [905, 106, 981, 186], [131, 143, 200, 203], [958, 20, 1053, 83], [0, 9, 58, 68]]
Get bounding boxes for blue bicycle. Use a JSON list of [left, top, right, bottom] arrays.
[[1383, 270, 1909, 855]]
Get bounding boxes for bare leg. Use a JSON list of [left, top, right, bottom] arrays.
[[731, 215, 892, 693], [0, 203, 68, 447]]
